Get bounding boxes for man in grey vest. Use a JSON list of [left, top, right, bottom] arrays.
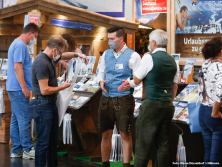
[[126, 29, 179, 167], [97, 26, 141, 167]]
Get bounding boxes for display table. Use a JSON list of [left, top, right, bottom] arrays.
[[57, 89, 102, 157]]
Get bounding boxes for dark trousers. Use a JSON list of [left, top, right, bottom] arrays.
[[134, 99, 174, 167], [29, 98, 59, 167], [199, 104, 222, 167]]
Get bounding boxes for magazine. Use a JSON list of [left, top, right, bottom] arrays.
[[175, 107, 189, 124], [78, 56, 96, 75], [176, 102, 188, 108], [87, 84, 100, 93], [173, 107, 184, 120], [69, 96, 90, 109], [174, 83, 198, 101]]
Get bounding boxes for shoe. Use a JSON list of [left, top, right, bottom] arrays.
[[10, 150, 23, 158], [22, 147, 35, 159]]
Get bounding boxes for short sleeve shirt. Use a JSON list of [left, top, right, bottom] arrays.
[[199, 59, 222, 106], [6, 39, 32, 91], [31, 52, 60, 97]]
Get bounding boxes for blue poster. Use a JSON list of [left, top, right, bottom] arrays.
[[175, 0, 222, 34], [50, 18, 93, 31]]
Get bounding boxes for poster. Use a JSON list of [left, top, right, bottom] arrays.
[[175, 0, 222, 58], [135, 0, 167, 54], [2, 0, 125, 18], [135, 0, 167, 29]]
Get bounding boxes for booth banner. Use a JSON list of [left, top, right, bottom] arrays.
[[141, 0, 167, 15], [2, 0, 125, 17], [135, 0, 167, 29], [57, 0, 125, 17], [175, 0, 222, 58], [50, 18, 93, 31]]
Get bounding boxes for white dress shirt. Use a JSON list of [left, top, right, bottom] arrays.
[[97, 44, 141, 83], [129, 48, 180, 87]]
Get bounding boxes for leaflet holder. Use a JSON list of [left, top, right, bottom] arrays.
[[181, 67, 195, 84]]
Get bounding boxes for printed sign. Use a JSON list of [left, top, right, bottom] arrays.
[[50, 18, 93, 31], [141, 0, 167, 15]]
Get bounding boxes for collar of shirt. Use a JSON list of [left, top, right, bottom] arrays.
[[152, 48, 166, 54], [113, 43, 128, 58]]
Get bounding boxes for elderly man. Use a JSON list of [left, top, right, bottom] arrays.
[[30, 36, 87, 167], [126, 29, 179, 167], [97, 26, 141, 167]]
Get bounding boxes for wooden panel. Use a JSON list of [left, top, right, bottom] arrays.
[[0, 36, 18, 58], [92, 40, 109, 72], [13, 14, 26, 24], [42, 40, 48, 50]]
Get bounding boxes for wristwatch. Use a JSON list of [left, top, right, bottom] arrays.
[[74, 53, 78, 57]]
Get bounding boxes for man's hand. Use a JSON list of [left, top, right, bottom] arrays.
[[99, 80, 107, 93], [62, 80, 71, 89], [22, 87, 30, 100], [122, 80, 131, 91], [77, 53, 88, 65], [62, 61, 68, 69], [186, 15, 191, 21]]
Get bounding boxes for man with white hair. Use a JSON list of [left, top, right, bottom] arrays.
[[125, 29, 179, 167]]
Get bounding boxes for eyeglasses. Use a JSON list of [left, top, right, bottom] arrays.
[[32, 32, 38, 38], [56, 48, 62, 56]]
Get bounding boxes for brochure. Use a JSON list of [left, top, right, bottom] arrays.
[[69, 96, 90, 109], [171, 54, 180, 64], [0, 59, 8, 76], [87, 84, 100, 93], [183, 59, 196, 79], [73, 82, 85, 91], [174, 83, 198, 101]]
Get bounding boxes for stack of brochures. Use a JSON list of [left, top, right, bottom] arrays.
[[173, 83, 199, 124], [69, 96, 90, 109], [73, 77, 100, 93]]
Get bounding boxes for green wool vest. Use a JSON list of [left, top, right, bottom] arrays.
[[145, 51, 177, 101]]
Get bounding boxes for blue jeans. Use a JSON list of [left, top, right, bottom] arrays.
[[199, 104, 222, 167], [8, 90, 34, 153], [29, 98, 59, 167]]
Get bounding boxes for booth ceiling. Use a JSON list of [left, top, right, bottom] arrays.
[[0, 0, 139, 34]]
